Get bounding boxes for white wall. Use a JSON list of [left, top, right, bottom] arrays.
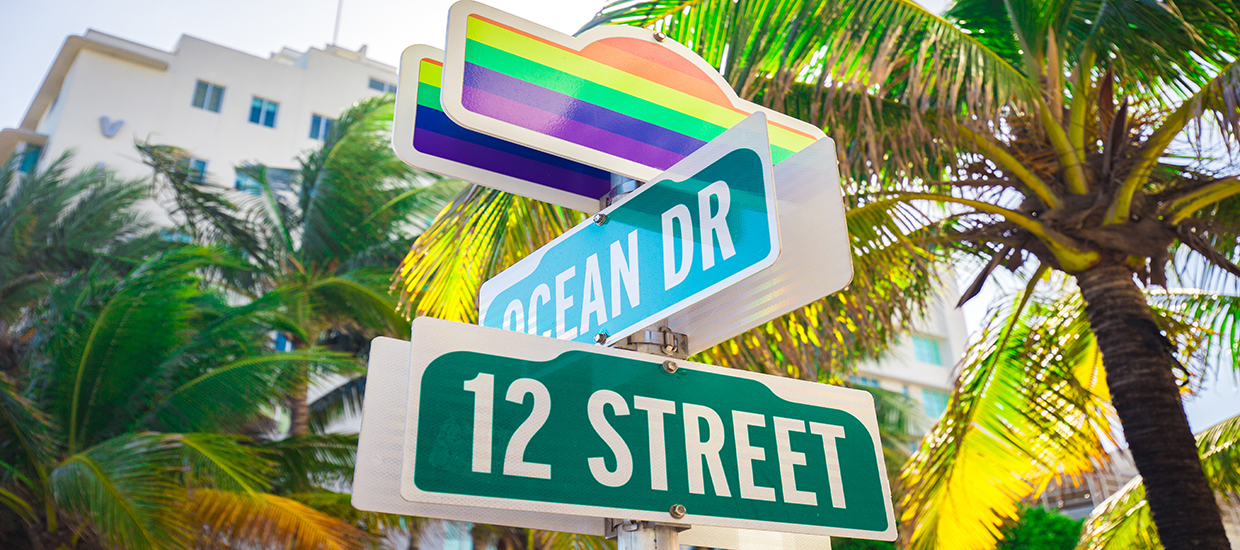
[[33, 31, 397, 188]]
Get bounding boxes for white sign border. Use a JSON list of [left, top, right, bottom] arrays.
[[400, 317, 897, 541], [668, 136, 854, 354], [439, 0, 828, 183], [477, 113, 780, 347], [392, 44, 603, 213]]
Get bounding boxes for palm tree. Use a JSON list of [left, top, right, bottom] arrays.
[[142, 95, 462, 436], [0, 248, 367, 549], [1079, 412, 1240, 549], [0, 151, 160, 322], [585, 0, 1240, 547]]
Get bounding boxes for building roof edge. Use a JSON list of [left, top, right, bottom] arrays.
[[19, 34, 169, 131]]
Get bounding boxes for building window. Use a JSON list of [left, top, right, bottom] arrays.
[[368, 78, 397, 93], [309, 114, 334, 141], [912, 334, 943, 365], [235, 172, 262, 195], [922, 389, 950, 419], [17, 144, 43, 173], [192, 81, 225, 112], [851, 376, 880, 389], [186, 158, 208, 183], [249, 97, 279, 128]]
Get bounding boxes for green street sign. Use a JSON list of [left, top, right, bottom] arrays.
[[400, 318, 896, 540]]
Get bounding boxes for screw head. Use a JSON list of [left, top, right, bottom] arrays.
[[595, 331, 608, 344], [662, 360, 678, 374], [593, 213, 608, 225], [653, 31, 666, 42], [669, 504, 686, 519]]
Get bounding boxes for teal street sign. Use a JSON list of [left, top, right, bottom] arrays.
[[399, 318, 897, 539], [478, 113, 779, 346]]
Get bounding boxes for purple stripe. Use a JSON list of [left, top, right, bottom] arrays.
[[416, 104, 608, 185], [462, 86, 685, 171], [414, 126, 611, 199], [463, 63, 705, 159]]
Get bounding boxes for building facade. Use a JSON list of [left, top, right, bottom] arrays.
[[1, 29, 399, 190], [853, 275, 969, 433]]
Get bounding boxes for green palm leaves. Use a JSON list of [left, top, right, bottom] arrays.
[[0, 153, 156, 321], [585, 0, 1240, 547], [142, 95, 458, 436], [0, 249, 366, 549], [899, 272, 1114, 548]]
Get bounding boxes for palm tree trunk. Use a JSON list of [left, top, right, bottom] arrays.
[[287, 338, 310, 437], [1076, 265, 1229, 549]]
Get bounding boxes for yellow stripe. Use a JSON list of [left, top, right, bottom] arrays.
[[466, 17, 815, 154], [419, 59, 443, 88]]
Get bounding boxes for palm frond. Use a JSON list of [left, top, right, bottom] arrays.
[[138, 142, 262, 256], [0, 152, 155, 318], [36, 247, 233, 452], [49, 433, 191, 550], [586, 0, 1035, 120], [188, 489, 367, 550], [178, 433, 273, 495], [395, 185, 583, 322], [1146, 290, 1240, 376], [899, 271, 1115, 550], [285, 489, 407, 536], [259, 433, 357, 494], [693, 197, 941, 378], [141, 348, 357, 433], [308, 376, 365, 434], [298, 96, 423, 266], [307, 272, 411, 338], [1077, 413, 1240, 550], [0, 370, 53, 482]]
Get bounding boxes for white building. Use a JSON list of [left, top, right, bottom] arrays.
[[854, 276, 968, 434], [1, 29, 399, 189]]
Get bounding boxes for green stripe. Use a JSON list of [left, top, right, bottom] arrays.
[[417, 82, 443, 111]]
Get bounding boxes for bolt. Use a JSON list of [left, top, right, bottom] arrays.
[[669, 504, 686, 519], [595, 331, 608, 344], [662, 343, 678, 355], [662, 360, 678, 374], [653, 31, 666, 42], [593, 213, 608, 225]]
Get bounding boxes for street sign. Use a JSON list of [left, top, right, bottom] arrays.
[[663, 136, 853, 355], [354, 336, 837, 550], [397, 318, 896, 539], [392, 45, 611, 212], [478, 113, 778, 347], [439, 1, 828, 182]]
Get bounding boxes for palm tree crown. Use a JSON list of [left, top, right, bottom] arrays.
[[587, 0, 1240, 548]]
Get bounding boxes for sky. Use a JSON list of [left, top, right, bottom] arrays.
[[0, 0, 1235, 431]]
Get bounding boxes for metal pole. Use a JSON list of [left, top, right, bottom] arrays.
[[332, 0, 345, 46], [616, 522, 681, 550]]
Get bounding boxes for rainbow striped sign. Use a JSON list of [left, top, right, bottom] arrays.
[[393, 45, 612, 212], [440, 1, 827, 182]]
